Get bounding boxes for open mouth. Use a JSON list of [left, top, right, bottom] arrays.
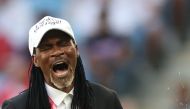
[[52, 61, 69, 73]]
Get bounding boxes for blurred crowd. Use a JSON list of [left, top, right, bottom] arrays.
[[0, 0, 190, 109]]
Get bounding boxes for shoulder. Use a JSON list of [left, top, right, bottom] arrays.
[[89, 81, 116, 95], [88, 81, 123, 109], [2, 90, 28, 109], [88, 81, 119, 99]]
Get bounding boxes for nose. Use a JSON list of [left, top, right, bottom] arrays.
[[50, 46, 65, 57]]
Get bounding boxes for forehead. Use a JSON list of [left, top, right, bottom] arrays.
[[39, 29, 73, 44]]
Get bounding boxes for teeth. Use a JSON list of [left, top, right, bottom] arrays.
[[55, 61, 64, 65]]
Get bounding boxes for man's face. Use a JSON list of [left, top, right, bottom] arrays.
[[34, 31, 78, 91]]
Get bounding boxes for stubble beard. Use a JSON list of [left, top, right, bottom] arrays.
[[50, 68, 75, 89]]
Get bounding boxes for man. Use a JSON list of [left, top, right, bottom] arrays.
[[2, 16, 123, 109]]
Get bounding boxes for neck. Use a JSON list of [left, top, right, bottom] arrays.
[[49, 82, 74, 93], [61, 83, 74, 93]]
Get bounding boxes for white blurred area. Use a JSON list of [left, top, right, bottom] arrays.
[[0, 0, 190, 109]]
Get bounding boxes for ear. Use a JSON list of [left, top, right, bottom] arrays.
[[75, 45, 79, 56], [33, 56, 40, 67]]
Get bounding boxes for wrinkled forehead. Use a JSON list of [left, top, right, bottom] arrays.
[[39, 29, 75, 46]]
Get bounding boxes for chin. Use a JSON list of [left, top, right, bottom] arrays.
[[50, 73, 74, 89]]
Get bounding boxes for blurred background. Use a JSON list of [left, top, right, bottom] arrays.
[[0, 0, 190, 109]]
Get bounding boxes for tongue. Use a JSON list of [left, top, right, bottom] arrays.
[[55, 69, 66, 73], [54, 69, 68, 77], [54, 66, 68, 73]]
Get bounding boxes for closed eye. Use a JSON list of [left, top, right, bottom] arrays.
[[59, 39, 72, 47], [38, 44, 52, 51]]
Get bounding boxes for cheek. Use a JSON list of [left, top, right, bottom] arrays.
[[37, 55, 52, 82], [38, 55, 46, 65], [67, 48, 78, 63], [37, 55, 51, 71]]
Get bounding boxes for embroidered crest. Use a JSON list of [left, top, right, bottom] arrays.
[[33, 17, 62, 33]]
